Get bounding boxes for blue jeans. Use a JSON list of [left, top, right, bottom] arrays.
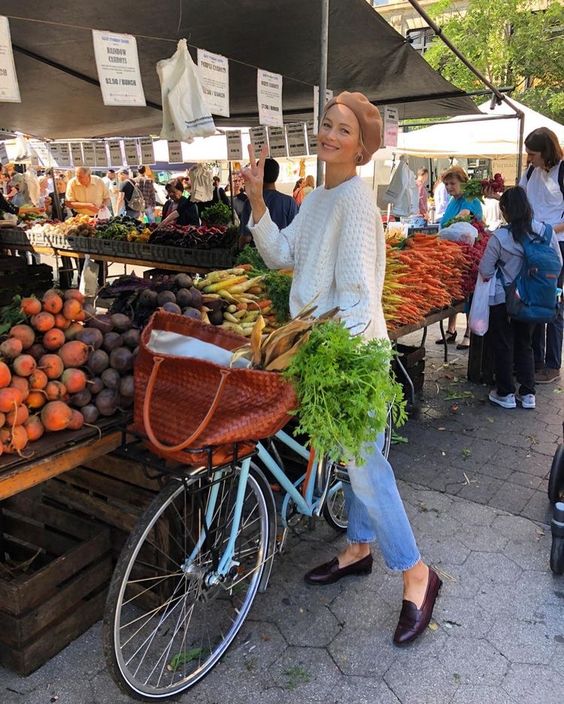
[[343, 433, 420, 571], [533, 242, 564, 370]]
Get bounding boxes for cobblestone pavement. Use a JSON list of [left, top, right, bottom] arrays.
[[2, 322, 563, 704]]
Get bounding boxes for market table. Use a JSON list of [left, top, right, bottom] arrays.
[[0, 418, 125, 501], [389, 301, 466, 406]]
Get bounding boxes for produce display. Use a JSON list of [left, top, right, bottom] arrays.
[[0, 290, 136, 456], [462, 173, 505, 201], [103, 267, 289, 335], [148, 224, 237, 250]]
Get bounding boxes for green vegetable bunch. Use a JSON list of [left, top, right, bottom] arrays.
[[201, 202, 232, 226], [461, 179, 484, 202], [263, 271, 292, 323], [284, 322, 406, 464], [236, 245, 267, 273], [0, 296, 25, 335]]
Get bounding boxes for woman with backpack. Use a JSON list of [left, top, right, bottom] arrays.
[[479, 187, 562, 409], [519, 128, 564, 384]]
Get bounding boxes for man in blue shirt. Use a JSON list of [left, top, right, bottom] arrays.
[[239, 158, 298, 247]]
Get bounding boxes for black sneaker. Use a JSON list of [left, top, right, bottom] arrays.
[[436, 331, 457, 345]]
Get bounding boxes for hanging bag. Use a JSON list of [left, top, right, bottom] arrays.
[[156, 39, 216, 143], [133, 311, 298, 466], [468, 273, 493, 336]]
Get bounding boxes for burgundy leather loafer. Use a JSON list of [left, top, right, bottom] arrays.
[[304, 554, 373, 585], [393, 567, 442, 646]]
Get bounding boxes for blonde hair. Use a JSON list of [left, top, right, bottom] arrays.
[[441, 165, 468, 184], [304, 175, 315, 188]]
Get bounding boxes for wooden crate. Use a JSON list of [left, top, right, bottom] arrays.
[[0, 492, 111, 675], [43, 453, 163, 560]]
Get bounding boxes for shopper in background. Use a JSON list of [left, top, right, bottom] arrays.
[[161, 179, 200, 226], [102, 169, 119, 215], [520, 127, 564, 384], [240, 157, 298, 247], [66, 166, 111, 216], [5, 163, 32, 207], [242, 92, 441, 647], [416, 167, 429, 220], [182, 177, 191, 198], [433, 173, 449, 223], [438, 165, 484, 350], [115, 170, 142, 220], [231, 175, 248, 221], [136, 165, 157, 223], [300, 175, 316, 201], [292, 178, 304, 204], [212, 175, 230, 207], [479, 186, 562, 409]]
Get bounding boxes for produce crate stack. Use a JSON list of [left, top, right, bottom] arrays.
[[392, 343, 426, 399], [0, 490, 111, 675], [0, 257, 53, 307]]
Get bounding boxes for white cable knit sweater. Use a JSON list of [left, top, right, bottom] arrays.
[[249, 176, 388, 341]]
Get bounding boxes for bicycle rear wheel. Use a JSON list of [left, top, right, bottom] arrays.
[[103, 463, 274, 700]]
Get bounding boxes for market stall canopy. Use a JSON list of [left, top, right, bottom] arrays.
[[0, 0, 478, 139], [398, 99, 564, 158]]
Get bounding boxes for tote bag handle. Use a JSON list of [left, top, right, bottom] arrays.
[[142, 356, 231, 453]]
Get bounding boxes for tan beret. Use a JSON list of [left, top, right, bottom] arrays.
[[323, 92, 383, 165]]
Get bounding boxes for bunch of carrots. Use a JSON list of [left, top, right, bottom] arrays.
[[383, 234, 469, 329]]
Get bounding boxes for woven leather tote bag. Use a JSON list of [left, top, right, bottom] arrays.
[[133, 311, 298, 466]]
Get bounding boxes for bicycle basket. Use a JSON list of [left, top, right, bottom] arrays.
[[133, 310, 298, 466]]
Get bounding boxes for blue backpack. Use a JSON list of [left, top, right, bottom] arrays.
[[503, 223, 561, 323]]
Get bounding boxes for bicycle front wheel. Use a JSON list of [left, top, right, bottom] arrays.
[[103, 463, 274, 700]]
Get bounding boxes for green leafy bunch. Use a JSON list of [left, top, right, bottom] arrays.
[[284, 321, 406, 464], [236, 244, 268, 273], [201, 202, 232, 226], [263, 271, 292, 323], [461, 179, 484, 202]]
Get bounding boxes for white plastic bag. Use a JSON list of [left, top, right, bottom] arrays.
[[468, 274, 492, 336], [79, 255, 100, 298], [97, 206, 112, 221], [439, 221, 478, 245], [157, 39, 216, 142]]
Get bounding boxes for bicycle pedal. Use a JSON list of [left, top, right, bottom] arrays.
[[334, 465, 350, 483]]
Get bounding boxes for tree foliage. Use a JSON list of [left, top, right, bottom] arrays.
[[424, 0, 564, 122]]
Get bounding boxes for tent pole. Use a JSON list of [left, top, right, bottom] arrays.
[[404, 0, 525, 180], [316, 0, 329, 187], [517, 113, 525, 181]]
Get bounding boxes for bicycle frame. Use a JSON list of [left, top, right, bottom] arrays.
[[185, 430, 334, 583]]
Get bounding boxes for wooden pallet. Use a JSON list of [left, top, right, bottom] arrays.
[[43, 453, 163, 559], [0, 492, 111, 675]]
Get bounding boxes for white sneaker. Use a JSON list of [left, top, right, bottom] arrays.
[[516, 393, 536, 409], [488, 391, 517, 409]]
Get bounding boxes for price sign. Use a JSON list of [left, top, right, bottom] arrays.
[[139, 137, 155, 164], [226, 131, 243, 161], [0, 17, 20, 102], [306, 121, 318, 155], [57, 143, 71, 167], [92, 30, 146, 106], [249, 126, 268, 155], [70, 143, 84, 166], [257, 69, 283, 127], [167, 141, 183, 163], [286, 123, 307, 157], [95, 142, 108, 167], [108, 139, 123, 166], [197, 49, 230, 117], [267, 127, 287, 158], [49, 143, 61, 166], [383, 106, 399, 148], [123, 139, 139, 166], [82, 142, 96, 167]]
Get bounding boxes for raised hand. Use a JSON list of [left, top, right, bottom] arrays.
[[240, 144, 268, 203]]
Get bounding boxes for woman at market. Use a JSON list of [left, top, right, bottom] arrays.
[[416, 167, 429, 220], [160, 179, 200, 227], [292, 178, 304, 204], [241, 91, 441, 647], [519, 128, 564, 385], [479, 186, 562, 409], [300, 175, 316, 201], [438, 165, 484, 349]]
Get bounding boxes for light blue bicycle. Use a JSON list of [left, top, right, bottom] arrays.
[[103, 418, 392, 700]]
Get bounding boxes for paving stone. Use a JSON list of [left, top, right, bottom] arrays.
[[506, 470, 543, 490], [456, 473, 507, 507], [493, 447, 553, 478], [435, 595, 495, 639], [487, 481, 538, 515], [460, 550, 523, 585], [488, 616, 556, 665], [384, 655, 458, 704], [222, 621, 288, 672], [520, 489, 552, 524], [502, 663, 564, 704], [450, 685, 518, 703], [447, 496, 502, 526], [268, 646, 342, 697], [439, 637, 508, 685]]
